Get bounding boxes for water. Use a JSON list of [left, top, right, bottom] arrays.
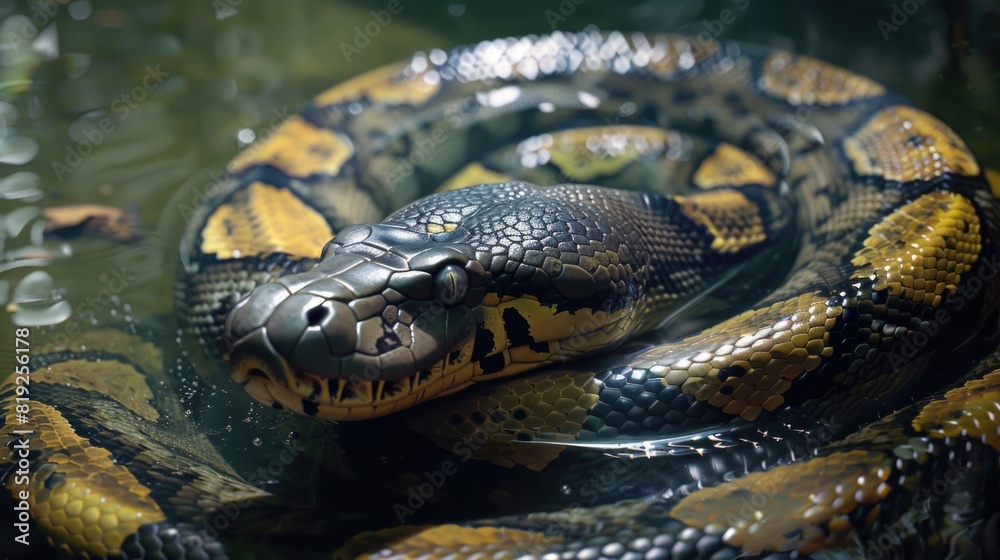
[[0, 0, 998, 557]]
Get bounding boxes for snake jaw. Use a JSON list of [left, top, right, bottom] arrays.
[[221, 225, 490, 420]]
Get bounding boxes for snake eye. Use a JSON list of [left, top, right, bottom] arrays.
[[435, 264, 469, 307]]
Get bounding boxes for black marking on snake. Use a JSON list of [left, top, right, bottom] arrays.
[[480, 351, 507, 375], [501, 307, 536, 347], [34, 387, 205, 520], [471, 323, 496, 362], [672, 87, 698, 105], [300, 103, 352, 130], [376, 332, 401, 353], [302, 399, 319, 416]]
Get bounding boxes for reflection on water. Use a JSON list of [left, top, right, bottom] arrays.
[[0, 0, 997, 556]]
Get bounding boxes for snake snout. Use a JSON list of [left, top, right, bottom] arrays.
[[224, 270, 365, 378], [225, 242, 486, 388], [223, 282, 290, 353]]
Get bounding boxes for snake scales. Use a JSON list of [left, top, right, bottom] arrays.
[[4, 31, 1000, 559]]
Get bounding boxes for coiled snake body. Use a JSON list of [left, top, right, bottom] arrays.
[[4, 32, 1000, 559]]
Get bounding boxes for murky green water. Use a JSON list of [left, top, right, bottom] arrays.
[[0, 0, 998, 556]]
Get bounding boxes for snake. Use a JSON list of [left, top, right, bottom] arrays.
[[4, 31, 1000, 559]]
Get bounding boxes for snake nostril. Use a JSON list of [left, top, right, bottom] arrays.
[[306, 305, 330, 326]]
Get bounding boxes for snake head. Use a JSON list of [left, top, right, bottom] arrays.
[[224, 183, 652, 421], [223, 223, 486, 419]]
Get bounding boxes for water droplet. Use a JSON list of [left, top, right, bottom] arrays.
[[0, 172, 42, 201], [0, 136, 39, 164], [10, 271, 71, 326], [4, 206, 41, 236], [68, 1, 92, 21], [236, 128, 255, 145]]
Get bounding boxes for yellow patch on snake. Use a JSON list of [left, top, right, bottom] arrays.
[[500, 297, 633, 360], [201, 181, 333, 260], [438, 162, 514, 192], [758, 52, 886, 105], [227, 115, 353, 177], [544, 126, 680, 183], [986, 168, 1000, 198], [850, 191, 980, 307], [336, 524, 558, 560], [409, 370, 600, 471], [672, 450, 891, 554], [675, 189, 767, 253], [1, 402, 165, 558], [844, 105, 980, 182], [694, 143, 777, 189], [30, 359, 159, 422], [912, 369, 1000, 452], [635, 293, 841, 421], [314, 62, 440, 108]]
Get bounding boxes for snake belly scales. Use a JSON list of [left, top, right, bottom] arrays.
[[4, 31, 1000, 559]]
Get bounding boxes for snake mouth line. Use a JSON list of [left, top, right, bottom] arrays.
[[230, 341, 473, 420]]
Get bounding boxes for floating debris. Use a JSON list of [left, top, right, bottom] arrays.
[[43, 203, 143, 242]]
